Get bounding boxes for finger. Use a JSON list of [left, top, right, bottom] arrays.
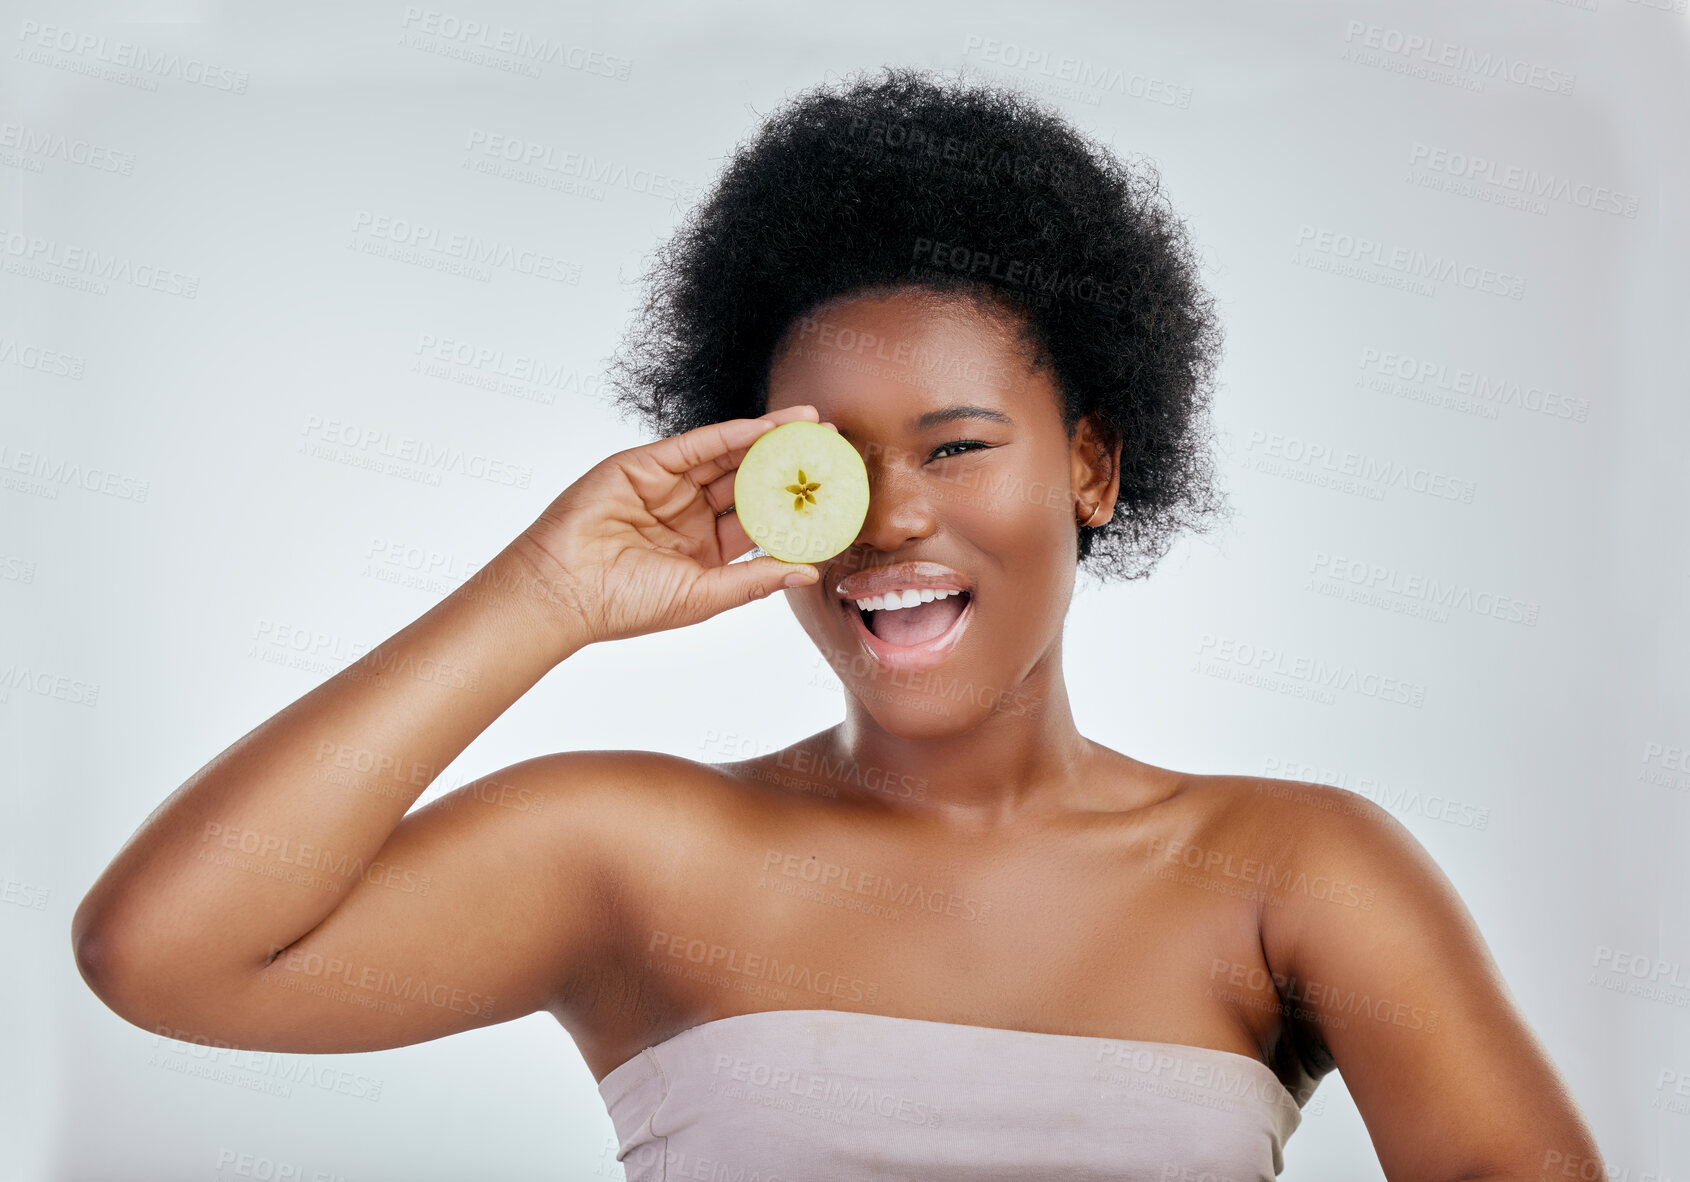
[[636, 405, 820, 489], [701, 467, 737, 516], [699, 405, 823, 486], [705, 474, 757, 557], [693, 556, 820, 617]]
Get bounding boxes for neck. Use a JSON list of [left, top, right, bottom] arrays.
[[821, 645, 1097, 828]]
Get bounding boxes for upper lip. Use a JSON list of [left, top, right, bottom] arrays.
[[834, 561, 973, 602]]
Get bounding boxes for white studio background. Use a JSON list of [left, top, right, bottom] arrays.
[[2, 1, 1686, 1179]]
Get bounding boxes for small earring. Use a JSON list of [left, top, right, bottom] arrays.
[[1079, 502, 1103, 527]]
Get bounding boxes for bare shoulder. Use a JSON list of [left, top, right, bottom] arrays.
[[1217, 772, 1480, 966], [1223, 774, 1442, 898], [1168, 774, 1468, 1071], [1150, 773, 1436, 950], [501, 746, 755, 852], [1205, 773, 1480, 1045], [1170, 771, 1411, 865]]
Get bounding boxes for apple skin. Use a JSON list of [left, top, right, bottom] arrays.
[[733, 421, 870, 564]]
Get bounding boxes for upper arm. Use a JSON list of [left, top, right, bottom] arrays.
[[125, 750, 668, 1056], [1258, 782, 1604, 1182]]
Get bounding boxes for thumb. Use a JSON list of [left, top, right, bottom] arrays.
[[703, 557, 819, 610]]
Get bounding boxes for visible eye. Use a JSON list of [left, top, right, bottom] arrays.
[[929, 439, 990, 461]]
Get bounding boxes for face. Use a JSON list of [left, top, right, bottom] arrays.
[[763, 287, 1120, 736]]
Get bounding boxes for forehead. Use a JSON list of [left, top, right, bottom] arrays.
[[765, 287, 1054, 425]]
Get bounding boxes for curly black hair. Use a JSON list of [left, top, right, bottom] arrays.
[[605, 65, 1229, 582]]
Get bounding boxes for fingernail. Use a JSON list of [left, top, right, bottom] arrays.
[[783, 570, 817, 589]]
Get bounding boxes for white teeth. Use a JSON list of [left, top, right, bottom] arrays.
[[852, 588, 964, 612]]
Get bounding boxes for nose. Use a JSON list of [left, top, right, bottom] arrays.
[[849, 451, 938, 556]]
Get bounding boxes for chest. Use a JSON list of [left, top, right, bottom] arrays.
[[573, 802, 1301, 1090]]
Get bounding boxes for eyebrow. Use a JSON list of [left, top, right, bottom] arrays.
[[913, 404, 1014, 431], [836, 405, 1014, 439]]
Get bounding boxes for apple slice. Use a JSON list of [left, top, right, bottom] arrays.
[[733, 420, 869, 563]]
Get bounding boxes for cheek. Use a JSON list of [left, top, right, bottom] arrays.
[[927, 455, 1064, 519], [957, 469, 1071, 548], [962, 471, 1078, 618], [918, 456, 1074, 595]]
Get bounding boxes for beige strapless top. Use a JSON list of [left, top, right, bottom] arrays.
[[596, 1008, 1305, 1180]]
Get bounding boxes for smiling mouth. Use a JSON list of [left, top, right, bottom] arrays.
[[853, 591, 971, 645], [839, 588, 975, 672]]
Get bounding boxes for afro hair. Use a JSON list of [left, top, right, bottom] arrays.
[[605, 65, 1229, 582]]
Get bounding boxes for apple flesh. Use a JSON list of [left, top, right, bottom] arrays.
[[733, 420, 870, 563]]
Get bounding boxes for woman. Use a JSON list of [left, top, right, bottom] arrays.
[[72, 68, 1603, 1180]]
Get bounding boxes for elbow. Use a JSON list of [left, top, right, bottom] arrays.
[[70, 894, 115, 995], [72, 899, 276, 1045], [71, 908, 137, 1016], [70, 900, 163, 1034]]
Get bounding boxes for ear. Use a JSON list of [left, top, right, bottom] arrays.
[[1069, 411, 1123, 526]]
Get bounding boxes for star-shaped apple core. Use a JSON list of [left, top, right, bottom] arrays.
[[786, 469, 821, 512]]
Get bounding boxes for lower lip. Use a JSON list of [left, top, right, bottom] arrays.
[[843, 593, 974, 674]]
